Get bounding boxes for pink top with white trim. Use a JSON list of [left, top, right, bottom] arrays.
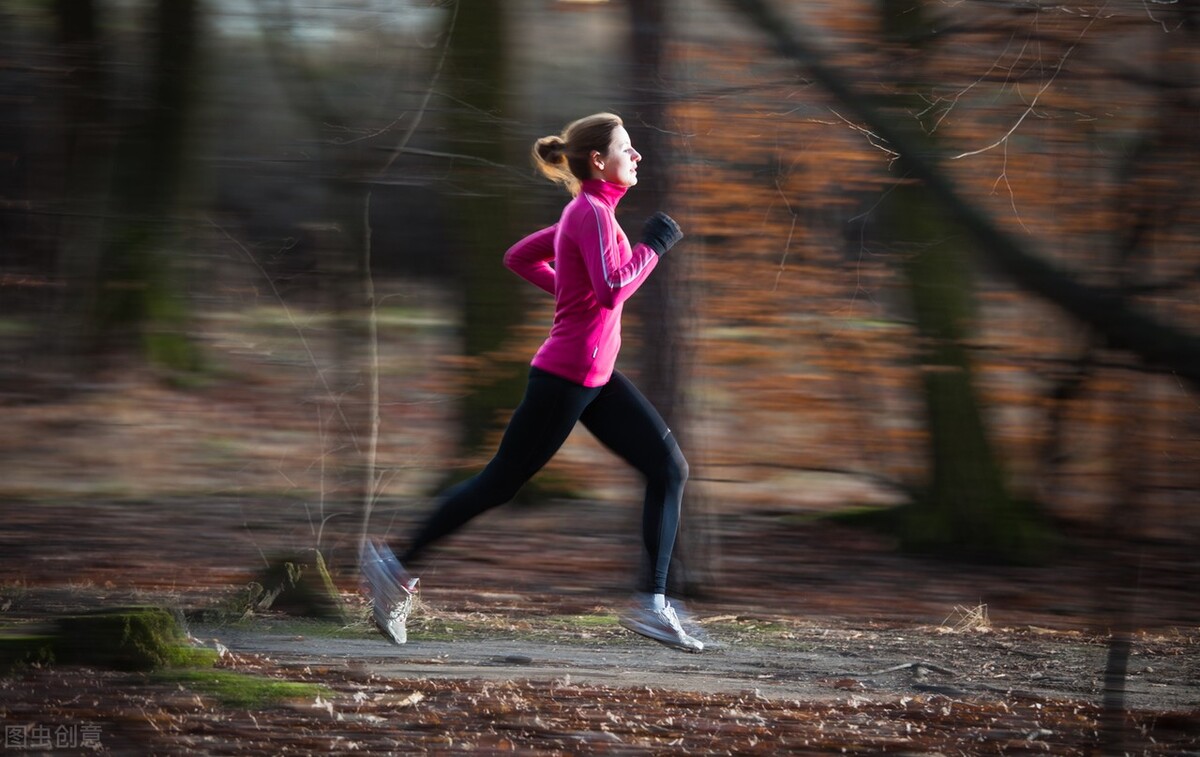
[[503, 179, 660, 387]]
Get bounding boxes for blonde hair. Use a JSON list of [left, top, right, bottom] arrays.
[[531, 112, 623, 196]]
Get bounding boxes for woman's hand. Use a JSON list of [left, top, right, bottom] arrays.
[[640, 212, 683, 256]]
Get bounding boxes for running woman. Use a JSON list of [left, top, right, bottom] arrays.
[[361, 112, 700, 652]]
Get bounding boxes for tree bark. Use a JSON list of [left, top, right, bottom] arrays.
[[90, 0, 203, 373], [52, 0, 109, 376], [624, 0, 715, 594], [444, 0, 523, 467], [870, 0, 1045, 562]]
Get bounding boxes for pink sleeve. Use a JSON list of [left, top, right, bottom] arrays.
[[576, 197, 659, 309], [503, 225, 557, 295]]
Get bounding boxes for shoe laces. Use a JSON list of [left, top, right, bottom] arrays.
[[384, 592, 415, 622], [658, 603, 684, 632]]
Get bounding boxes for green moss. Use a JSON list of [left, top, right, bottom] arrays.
[[2, 606, 220, 675], [155, 669, 328, 708], [807, 497, 1059, 566], [0, 634, 58, 674], [162, 645, 220, 669], [55, 606, 186, 671], [253, 551, 346, 622], [791, 504, 903, 530], [226, 615, 363, 640], [404, 617, 475, 642], [397, 612, 629, 645], [0, 318, 35, 337], [545, 614, 620, 629]]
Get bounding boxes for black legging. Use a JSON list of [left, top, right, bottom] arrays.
[[400, 367, 688, 595]]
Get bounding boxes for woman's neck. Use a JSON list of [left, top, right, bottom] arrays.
[[580, 178, 628, 208]]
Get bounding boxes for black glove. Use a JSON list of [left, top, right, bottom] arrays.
[[640, 212, 683, 257]]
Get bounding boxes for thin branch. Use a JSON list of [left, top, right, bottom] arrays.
[[842, 661, 958, 678], [920, 27, 1021, 134], [358, 0, 459, 558], [330, 113, 411, 146], [368, 145, 534, 183], [1143, 0, 1184, 33], [829, 108, 900, 163], [990, 138, 1031, 233], [209, 219, 361, 452], [951, 6, 1104, 160], [773, 209, 797, 292]]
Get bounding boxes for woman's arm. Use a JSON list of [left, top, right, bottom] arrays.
[[503, 225, 558, 295]]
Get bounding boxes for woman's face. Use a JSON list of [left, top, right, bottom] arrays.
[[593, 125, 641, 188]]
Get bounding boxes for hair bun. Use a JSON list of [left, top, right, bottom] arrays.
[[535, 135, 566, 164]]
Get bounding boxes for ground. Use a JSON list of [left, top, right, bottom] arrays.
[[1, 324, 1197, 754], [1, 497, 1197, 754]]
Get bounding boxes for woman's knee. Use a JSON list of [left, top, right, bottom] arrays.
[[653, 434, 688, 489], [668, 444, 689, 485]]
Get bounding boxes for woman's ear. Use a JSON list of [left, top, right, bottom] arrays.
[[591, 151, 604, 171]]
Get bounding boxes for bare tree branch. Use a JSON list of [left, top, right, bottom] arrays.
[[724, 0, 1200, 388]]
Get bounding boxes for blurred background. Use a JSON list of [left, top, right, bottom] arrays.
[[1, 0, 1197, 628]]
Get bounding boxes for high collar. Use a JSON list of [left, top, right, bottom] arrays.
[[580, 179, 629, 209]]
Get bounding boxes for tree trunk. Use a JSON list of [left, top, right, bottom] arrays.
[[444, 0, 523, 467], [90, 0, 203, 374], [1100, 25, 1194, 740], [624, 0, 681, 424], [875, 0, 1047, 562], [52, 0, 109, 377], [624, 0, 716, 595]]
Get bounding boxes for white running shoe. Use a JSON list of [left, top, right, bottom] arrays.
[[360, 539, 419, 644], [619, 598, 704, 653]]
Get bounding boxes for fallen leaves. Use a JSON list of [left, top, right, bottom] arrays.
[[1, 654, 1195, 755]]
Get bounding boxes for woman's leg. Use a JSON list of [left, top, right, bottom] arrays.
[[399, 368, 599, 566], [579, 371, 688, 596]]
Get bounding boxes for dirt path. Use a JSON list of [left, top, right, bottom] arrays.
[[3, 585, 1198, 754], [198, 611, 1200, 713]]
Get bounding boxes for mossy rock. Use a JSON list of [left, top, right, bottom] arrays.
[[0, 633, 58, 673], [252, 550, 346, 623], [54, 606, 188, 671]]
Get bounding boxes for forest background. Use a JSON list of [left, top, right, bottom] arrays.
[[1, 0, 1197, 646]]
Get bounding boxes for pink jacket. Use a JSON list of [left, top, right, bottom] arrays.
[[503, 179, 660, 387]]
